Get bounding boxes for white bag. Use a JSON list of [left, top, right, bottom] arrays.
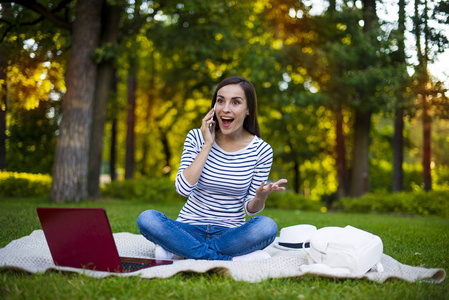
[[305, 225, 384, 276]]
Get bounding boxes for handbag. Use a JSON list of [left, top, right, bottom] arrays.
[[304, 225, 384, 276]]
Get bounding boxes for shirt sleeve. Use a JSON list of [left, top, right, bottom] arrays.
[[244, 142, 273, 216], [175, 129, 202, 197]]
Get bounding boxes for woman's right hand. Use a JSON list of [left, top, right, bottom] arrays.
[[183, 108, 216, 186], [201, 108, 216, 145]]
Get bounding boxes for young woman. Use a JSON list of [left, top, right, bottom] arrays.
[[137, 76, 287, 261]]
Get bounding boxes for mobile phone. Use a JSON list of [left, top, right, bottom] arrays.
[[209, 103, 216, 133]]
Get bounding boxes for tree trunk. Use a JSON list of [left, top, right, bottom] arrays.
[[0, 52, 6, 171], [160, 130, 172, 177], [110, 116, 118, 181], [392, 108, 404, 192], [51, 0, 104, 203], [125, 70, 136, 179], [348, 0, 377, 197], [329, 0, 348, 199], [328, 0, 336, 13], [392, 0, 406, 192], [335, 107, 348, 198], [124, 0, 141, 180], [414, 0, 432, 192], [422, 104, 432, 191], [140, 50, 155, 177], [293, 157, 300, 194], [349, 110, 371, 197], [363, 0, 376, 25], [0, 4, 10, 171], [87, 3, 121, 197], [109, 73, 118, 182]]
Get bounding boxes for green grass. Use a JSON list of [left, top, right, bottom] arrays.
[[1, 197, 448, 300]]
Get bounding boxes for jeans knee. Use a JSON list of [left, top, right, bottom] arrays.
[[136, 209, 161, 232], [251, 216, 278, 239], [265, 217, 278, 238]]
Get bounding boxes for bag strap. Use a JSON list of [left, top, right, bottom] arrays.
[[278, 242, 310, 249], [303, 239, 315, 265], [373, 262, 384, 273]]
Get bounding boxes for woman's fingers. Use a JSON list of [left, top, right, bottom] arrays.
[[202, 108, 215, 129], [275, 179, 288, 185], [207, 107, 214, 120], [260, 179, 288, 192]]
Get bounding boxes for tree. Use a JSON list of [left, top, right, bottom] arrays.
[[348, 0, 377, 197], [124, 0, 142, 180], [125, 67, 136, 179], [0, 53, 6, 171], [412, 0, 449, 192], [108, 74, 119, 181], [327, 0, 349, 199], [7, 99, 61, 173], [264, 0, 399, 198], [51, 0, 104, 202], [0, 0, 71, 173], [118, 0, 265, 179], [87, 2, 122, 197], [0, 2, 9, 171], [392, 0, 409, 192], [0, 32, 7, 171], [4, 0, 448, 201]]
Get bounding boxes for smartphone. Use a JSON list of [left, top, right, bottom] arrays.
[[209, 103, 216, 133]]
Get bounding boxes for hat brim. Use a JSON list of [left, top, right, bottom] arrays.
[[273, 240, 310, 251]]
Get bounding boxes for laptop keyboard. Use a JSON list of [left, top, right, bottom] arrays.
[[121, 261, 154, 271]]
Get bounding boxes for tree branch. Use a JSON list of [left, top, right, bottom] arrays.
[[0, 24, 12, 43], [1, 0, 73, 30]]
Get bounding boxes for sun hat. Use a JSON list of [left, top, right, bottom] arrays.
[[274, 224, 317, 251]]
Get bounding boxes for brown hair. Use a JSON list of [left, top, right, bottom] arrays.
[[211, 76, 261, 137]]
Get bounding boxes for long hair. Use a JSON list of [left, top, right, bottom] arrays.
[[211, 76, 261, 137]]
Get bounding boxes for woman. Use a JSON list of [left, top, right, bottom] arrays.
[[137, 76, 287, 261]]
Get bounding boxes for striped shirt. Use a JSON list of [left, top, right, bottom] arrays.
[[175, 128, 273, 228]]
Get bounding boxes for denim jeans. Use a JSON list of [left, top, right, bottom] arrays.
[[137, 210, 278, 261]]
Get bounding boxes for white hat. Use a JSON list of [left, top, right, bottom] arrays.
[[274, 224, 317, 251]]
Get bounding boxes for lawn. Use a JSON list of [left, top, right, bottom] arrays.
[[0, 196, 448, 300]]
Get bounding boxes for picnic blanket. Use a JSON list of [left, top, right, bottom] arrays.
[[0, 230, 446, 283]]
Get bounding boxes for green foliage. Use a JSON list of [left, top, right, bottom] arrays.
[[337, 190, 449, 218], [93, 42, 122, 64], [101, 177, 185, 203], [370, 159, 449, 193], [0, 172, 52, 197], [435, 165, 449, 186], [6, 99, 61, 174], [92, 175, 449, 218], [3, 0, 449, 204], [370, 160, 423, 192], [265, 191, 323, 212], [102, 178, 324, 211]]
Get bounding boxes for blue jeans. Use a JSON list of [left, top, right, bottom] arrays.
[[136, 210, 278, 261]]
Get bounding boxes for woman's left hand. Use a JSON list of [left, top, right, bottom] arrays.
[[247, 179, 288, 214], [255, 179, 288, 200]]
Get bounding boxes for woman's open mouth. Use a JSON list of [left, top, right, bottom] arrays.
[[221, 117, 234, 128]]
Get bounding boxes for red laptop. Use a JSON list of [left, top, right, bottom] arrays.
[[36, 207, 173, 273]]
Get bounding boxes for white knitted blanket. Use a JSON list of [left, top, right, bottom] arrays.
[[0, 230, 446, 283]]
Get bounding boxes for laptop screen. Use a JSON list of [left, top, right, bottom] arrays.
[[37, 207, 126, 272]]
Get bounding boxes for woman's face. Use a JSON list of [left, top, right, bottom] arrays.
[[215, 84, 249, 136]]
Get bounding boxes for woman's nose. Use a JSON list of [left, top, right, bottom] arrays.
[[223, 101, 231, 112]]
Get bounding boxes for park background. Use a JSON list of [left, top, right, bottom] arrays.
[[1, 1, 449, 299], [0, 0, 448, 214]]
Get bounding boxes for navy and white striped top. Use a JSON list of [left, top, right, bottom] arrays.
[[175, 129, 273, 228]]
